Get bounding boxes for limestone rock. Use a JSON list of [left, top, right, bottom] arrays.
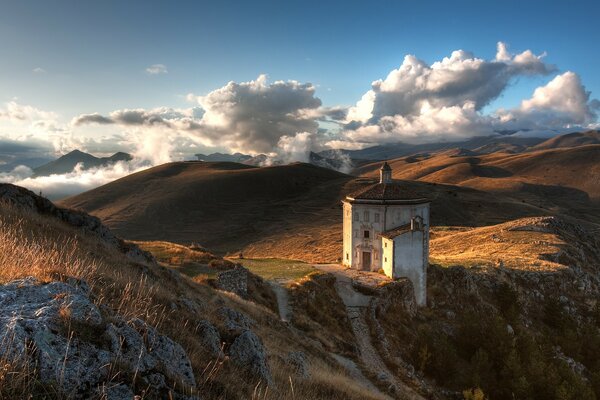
[[229, 330, 272, 385], [0, 277, 196, 399]]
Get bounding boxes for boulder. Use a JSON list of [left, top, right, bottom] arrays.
[[229, 331, 272, 385], [196, 320, 223, 359], [218, 307, 254, 334], [286, 351, 310, 378]]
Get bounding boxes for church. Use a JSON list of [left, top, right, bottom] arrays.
[[342, 162, 430, 306]]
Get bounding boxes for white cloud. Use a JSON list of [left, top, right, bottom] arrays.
[[0, 161, 151, 200], [0, 101, 58, 123], [76, 75, 332, 156], [496, 71, 598, 129], [340, 42, 600, 146], [145, 64, 168, 75], [32, 67, 46, 74]]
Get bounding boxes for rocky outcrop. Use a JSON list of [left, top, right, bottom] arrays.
[[0, 184, 154, 265], [0, 277, 196, 399], [229, 330, 272, 385]]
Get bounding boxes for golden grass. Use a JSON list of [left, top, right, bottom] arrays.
[[430, 221, 569, 271], [0, 203, 386, 399]]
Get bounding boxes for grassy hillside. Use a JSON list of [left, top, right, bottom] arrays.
[[357, 145, 600, 224], [60, 161, 352, 258], [532, 130, 600, 150], [61, 161, 549, 263], [0, 189, 389, 400]]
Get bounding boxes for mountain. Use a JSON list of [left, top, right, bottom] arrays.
[[532, 130, 600, 150], [323, 135, 546, 161], [32, 149, 133, 177]]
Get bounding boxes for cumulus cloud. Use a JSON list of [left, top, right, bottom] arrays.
[[32, 67, 46, 74], [145, 64, 168, 75], [342, 42, 560, 145], [496, 71, 599, 129], [75, 75, 333, 155], [186, 74, 326, 153]]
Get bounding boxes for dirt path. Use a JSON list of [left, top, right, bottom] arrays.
[[270, 282, 291, 322], [314, 264, 425, 400], [330, 353, 392, 400]]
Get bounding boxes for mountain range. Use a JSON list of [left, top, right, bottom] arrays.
[[32, 149, 133, 177]]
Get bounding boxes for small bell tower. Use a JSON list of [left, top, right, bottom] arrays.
[[379, 162, 392, 184]]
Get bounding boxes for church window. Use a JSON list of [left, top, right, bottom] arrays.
[[384, 257, 387, 262], [364, 230, 370, 238], [354, 212, 359, 221], [346, 252, 349, 260], [374, 213, 380, 222], [384, 242, 387, 248], [364, 211, 369, 222]]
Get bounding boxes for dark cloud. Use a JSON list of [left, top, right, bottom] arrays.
[[72, 113, 114, 125]]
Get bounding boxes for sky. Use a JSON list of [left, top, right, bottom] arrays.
[[0, 0, 599, 197]]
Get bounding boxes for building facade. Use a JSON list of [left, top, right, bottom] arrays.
[[342, 162, 430, 306]]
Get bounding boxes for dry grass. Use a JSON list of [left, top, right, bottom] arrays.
[[430, 220, 569, 271], [131, 240, 216, 265], [0, 203, 386, 399]]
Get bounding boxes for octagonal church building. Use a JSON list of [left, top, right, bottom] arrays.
[[342, 162, 430, 306]]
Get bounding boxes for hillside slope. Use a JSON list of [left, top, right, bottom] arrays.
[[532, 130, 600, 150], [356, 145, 600, 224], [60, 161, 546, 262], [0, 184, 396, 400]]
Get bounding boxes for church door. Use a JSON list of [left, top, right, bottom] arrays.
[[362, 251, 371, 270]]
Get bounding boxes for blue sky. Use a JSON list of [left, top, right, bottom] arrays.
[[1, 0, 599, 116]]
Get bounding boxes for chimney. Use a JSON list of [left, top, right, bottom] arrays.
[[379, 162, 392, 184]]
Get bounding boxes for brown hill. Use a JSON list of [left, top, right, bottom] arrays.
[[532, 130, 600, 150], [61, 161, 547, 262], [356, 145, 600, 224]]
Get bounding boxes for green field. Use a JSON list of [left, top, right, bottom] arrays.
[[228, 257, 315, 281]]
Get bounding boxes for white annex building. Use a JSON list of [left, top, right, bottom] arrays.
[[342, 162, 430, 306]]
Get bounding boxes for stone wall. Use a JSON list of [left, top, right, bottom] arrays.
[[215, 265, 248, 297]]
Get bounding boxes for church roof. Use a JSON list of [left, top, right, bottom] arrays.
[[380, 223, 412, 239], [345, 182, 429, 203]]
